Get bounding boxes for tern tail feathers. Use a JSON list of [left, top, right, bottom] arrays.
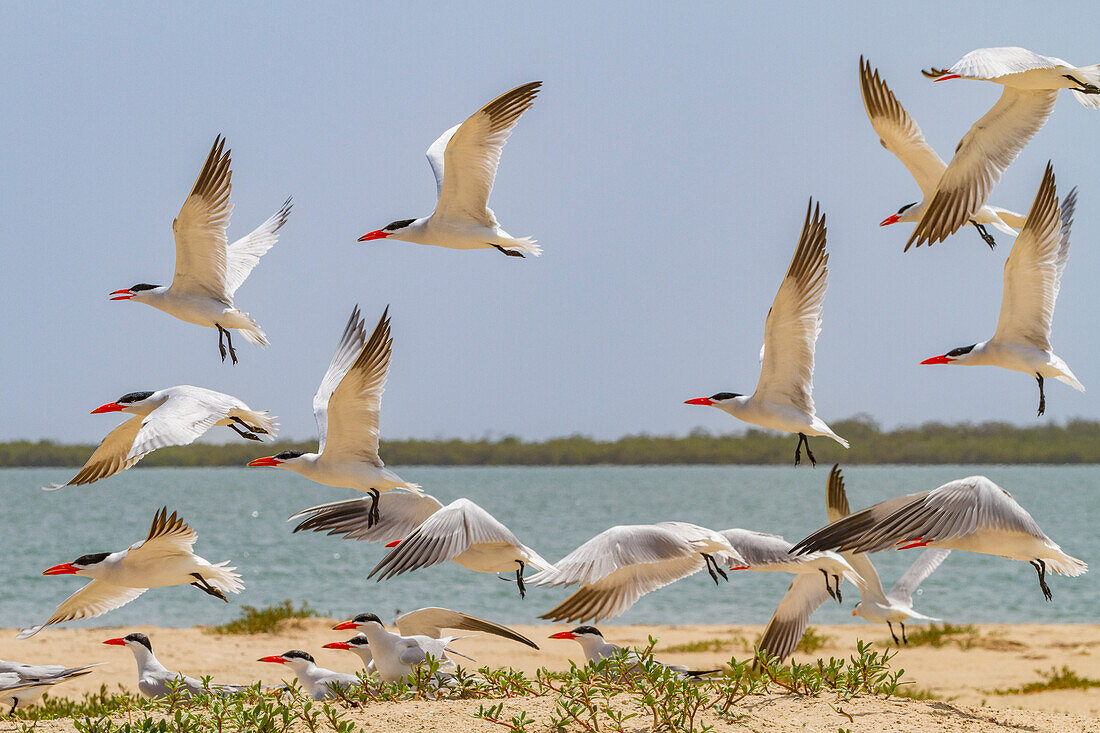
[[1044, 554, 1088, 577], [1069, 65, 1100, 108], [233, 313, 268, 346], [233, 409, 278, 436], [501, 236, 541, 257], [203, 562, 245, 595], [1053, 366, 1085, 393]]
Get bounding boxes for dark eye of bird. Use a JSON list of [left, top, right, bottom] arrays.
[[129, 283, 160, 292], [74, 552, 110, 566], [709, 392, 742, 401], [118, 391, 154, 404], [385, 219, 415, 232], [946, 344, 976, 357], [274, 450, 305, 460]]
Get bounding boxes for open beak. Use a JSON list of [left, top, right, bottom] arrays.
[[357, 230, 390, 242], [879, 214, 900, 227], [90, 402, 125, 414], [43, 562, 80, 576], [683, 397, 714, 406], [384, 540, 401, 548], [919, 354, 953, 365], [247, 456, 281, 468], [933, 73, 961, 82], [109, 289, 134, 301], [257, 656, 287, 664], [332, 621, 358, 631], [548, 631, 577, 640], [102, 637, 128, 646], [322, 641, 352, 650]]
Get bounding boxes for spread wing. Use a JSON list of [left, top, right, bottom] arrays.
[[823, 466, 888, 601], [171, 136, 233, 300], [126, 507, 199, 559], [946, 47, 1065, 80], [994, 163, 1074, 351], [752, 200, 828, 415], [42, 415, 146, 489], [756, 574, 832, 664], [368, 499, 520, 580], [290, 491, 443, 543], [888, 548, 951, 607], [394, 607, 538, 649], [905, 88, 1057, 250], [314, 306, 390, 463], [17, 581, 148, 638], [860, 57, 947, 195], [224, 198, 291, 297], [128, 391, 230, 459], [718, 528, 794, 568], [429, 81, 541, 225]]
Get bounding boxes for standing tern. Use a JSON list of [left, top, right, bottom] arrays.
[[257, 651, 359, 700], [323, 633, 476, 677], [102, 634, 248, 698], [44, 386, 276, 489], [919, 164, 1083, 416], [358, 82, 542, 257], [247, 306, 419, 527], [331, 608, 537, 682], [908, 47, 1098, 250], [859, 56, 1025, 248], [20, 508, 243, 638], [548, 627, 719, 679], [827, 466, 949, 645], [0, 661, 103, 715], [530, 523, 742, 623], [109, 136, 291, 363], [792, 475, 1086, 601], [366, 497, 557, 598], [684, 200, 848, 466]]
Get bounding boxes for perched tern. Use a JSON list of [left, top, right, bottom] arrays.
[[684, 200, 848, 466], [530, 523, 742, 623], [358, 82, 542, 257], [109, 136, 290, 363], [792, 475, 1086, 601], [860, 57, 1025, 248], [548, 627, 719, 679], [257, 651, 359, 700], [908, 47, 1098, 249], [20, 508, 243, 638], [44, 386, 276, 489], [102, 633, 248, 698], [919, 164, 1083, 416], [247, 306, 419, 527], [0, 661, 102, 715], [366, 498, 557, 598], [332, 608, 536, 682], [827, 466, 949, 645]]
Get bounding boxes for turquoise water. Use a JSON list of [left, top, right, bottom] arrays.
[[3, 465, 1096, 632]]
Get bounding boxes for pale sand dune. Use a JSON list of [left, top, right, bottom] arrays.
[[2, 621, 1098, 731]]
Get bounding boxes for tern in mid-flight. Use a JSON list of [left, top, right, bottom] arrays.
[[684, 200, 847, 466], [109, 136, 291, 363], [358, 82, 541, 257]]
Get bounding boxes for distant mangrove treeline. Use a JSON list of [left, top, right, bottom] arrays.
[[4, 416, 1100, 467]]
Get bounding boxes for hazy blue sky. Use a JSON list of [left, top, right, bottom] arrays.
[[3, 2, 1098, 443]]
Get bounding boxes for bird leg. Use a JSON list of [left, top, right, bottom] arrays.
[[490, 243, 525, 258], [887, 622, 900, 645], [1036, 374, 1046, 417], [833, 573, 842, 604], [794, 433, 816, 467], [223, 327, 238, 365], [366, 488, 381, 527], [969, 220, 996, 249], [1031, 560, 1053, 601], [231, 415, 269, 435], [190, 573, 228, 602], [227, 422, 263, 442], [820, 568, 838, 602], [515, 560, 527, 599], [1063, 74, 1100, 94], [216, 324, 228, 362], [901, 623, 908, 645], [703, 554, 728, 585]]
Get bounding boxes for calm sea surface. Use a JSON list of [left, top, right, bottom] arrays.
[[2, 465, 1096, 632]]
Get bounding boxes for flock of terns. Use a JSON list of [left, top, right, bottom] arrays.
[[5, 45, 1096, 711]]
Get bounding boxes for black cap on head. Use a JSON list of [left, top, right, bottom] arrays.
[[709, 392, 742, 401], [274, 450, 305, 460], [123, 633, 153, 652], [897, 202, 918, 215], [348, 634, 369, 647], [74, 552, 111, 567], [384, 219, 415, 232], [352, 612, 383, 626], [128, 284, 160, 292], [118, 391, 154, 405], [571, 625, 602, 637], [281, 650, 315, 664], [947, 344, 976, 357]]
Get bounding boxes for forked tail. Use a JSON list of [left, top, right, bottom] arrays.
[[1069, 64, 1100, 108], [234, 312, 269, 347]]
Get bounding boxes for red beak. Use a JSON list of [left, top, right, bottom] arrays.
[[257, 656, 287, 664], [91, 402, 125, 415], [102, 637, 127, 646], [851, 609, 858, 617], [357, 230, 390, 242], [683, 397, 714, 406], [919, 354, 952, 365], [43, 562, 81, 576], [880, 214, 900, 227], [933, 73, 961, 82], [729, 565, 750, 571], [384, 540, 401, 548], [323, 642, 352, 650], [332, 621, 358, 631], [549, 631, 577, 640], [109, 289, 134, 301], [247, 456, 281, 468]]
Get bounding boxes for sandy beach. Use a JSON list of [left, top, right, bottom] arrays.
[[3, 620, 1098, 731]]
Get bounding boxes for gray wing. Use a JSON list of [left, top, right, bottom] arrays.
[[171, 136, 233, 301], [42, 415, 145, 489], [394, 607, 538, 649], [718, 528, 793, 567], [756, 574, 832, 664], [224, 197, 291, 297], [18, 581, 147, 638], [888, 548, 951, 607], [289, 491, 443, 543], [826, 464, 850, 523]]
